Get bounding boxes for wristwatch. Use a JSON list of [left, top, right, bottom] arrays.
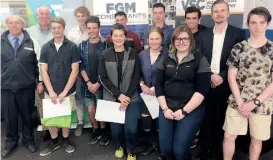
[[253, 98, 261, 106], [181, 108, 188, 116]]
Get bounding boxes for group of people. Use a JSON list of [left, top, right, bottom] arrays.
[[1, 0, 273, 160]]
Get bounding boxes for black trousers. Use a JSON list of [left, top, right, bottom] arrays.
[[199, 82, 231, 152], [1, 88, 35, 149]]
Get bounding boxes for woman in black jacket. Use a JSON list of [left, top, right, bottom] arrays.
[[156, 25, 211, 160]]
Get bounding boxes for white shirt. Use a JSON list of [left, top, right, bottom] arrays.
[[211, 24, 228, 74], [67, 25, 88, 45], [54, 43, 62, 52]]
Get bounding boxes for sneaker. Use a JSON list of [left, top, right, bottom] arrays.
[[75, 124, 84, 136], [99, 130, 109, 146], [127, 152, 136, 160], [88, 129, 101, 144], [115, 146, 124, 158], [63, 138, 75, 153], [40, 140, 60, 156]]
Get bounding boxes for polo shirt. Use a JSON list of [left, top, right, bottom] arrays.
[[39, 37, 81, 95]]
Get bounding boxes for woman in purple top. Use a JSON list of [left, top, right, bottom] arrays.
[[139, 26, 169, 156]]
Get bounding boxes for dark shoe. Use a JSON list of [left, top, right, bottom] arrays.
[[63, 138, 75, 153], [41, 130, 51, 141], [1, 146, 17, 158], [22, 141, 37, 153], [39, 140, 60, 156], [195, 150, 213, 160], [142, 140, 158, 156], [157, 155, 168, 160], [75, 123, 84, 136], [88, 129, 101, 144], [99, 129, 109, 146]]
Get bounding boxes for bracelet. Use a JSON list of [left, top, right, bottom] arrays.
[[85, 80, 90, 84], [162, 107, 169, 113]]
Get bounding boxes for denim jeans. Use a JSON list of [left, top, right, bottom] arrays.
[[110, 102, 140, 152], [159, 103, 205, 160]]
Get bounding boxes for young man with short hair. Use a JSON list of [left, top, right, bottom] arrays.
[[39, 17, 80, 156], [105, 11, 142, 53], [223, 7, 273, 160], [67, 6, 90, 137], [143, 3, 174, 49], [78, 16, 109, 145], [185, 6, 207, 47]]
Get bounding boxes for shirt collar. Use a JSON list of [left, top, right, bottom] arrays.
[[49, 36, 69, 45], [38, 24, 51, 31], [213, 24, 228, 34], [8, 32, 24, 42], [153, 23, 167, 29]]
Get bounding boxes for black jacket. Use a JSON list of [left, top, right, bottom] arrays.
[[155, 51, 211, 111], [198, 24, 245, 81], [1, 30, 38, 92], [194, 24, 207, 48]]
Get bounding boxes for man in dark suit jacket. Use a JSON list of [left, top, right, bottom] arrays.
[[196, 1, 245, 159]]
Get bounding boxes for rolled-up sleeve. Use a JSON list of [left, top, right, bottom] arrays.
[[196, 56, 211, 97]]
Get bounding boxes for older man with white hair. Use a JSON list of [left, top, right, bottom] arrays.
[[26, 5, 53, 141], [27, 5, 53, 46], [1, 15, 39, 158]]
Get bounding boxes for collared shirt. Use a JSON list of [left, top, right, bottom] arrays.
[[227, 40, 273, 115], [139, 47, 169, 87], [211, 24, 228, 74], [67, 26, 89, 45], [26, 24, 52, 47], [7, 32, 24, 49], [143, 23, 174, 49], [39, 37, 81, 95]]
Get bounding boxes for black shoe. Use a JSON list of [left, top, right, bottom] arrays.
[[39, 139, 60, 156], [157, 155, 168, 160], [195, 150, 213, 160], [63, 138, 75, 153], [99, 130, 109, 146], [41, 130, 50, 141], [89, 129, 101, 144], [22, 141, 37, 153], [1, 146, 17, 158], [142, 140, 158, 156]]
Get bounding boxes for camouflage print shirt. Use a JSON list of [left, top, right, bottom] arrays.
[[227, 40, 273, 115]]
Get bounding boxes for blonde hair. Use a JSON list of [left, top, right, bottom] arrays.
[[50, 17, 66, 28], [74, 6, 90, 17]]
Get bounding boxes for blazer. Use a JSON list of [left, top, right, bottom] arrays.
[[198, 24, 245, 81]]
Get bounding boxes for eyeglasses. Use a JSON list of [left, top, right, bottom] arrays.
[[175, 37, 190, 43]]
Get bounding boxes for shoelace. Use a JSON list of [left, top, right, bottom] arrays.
[[128, 153, 136, 157]]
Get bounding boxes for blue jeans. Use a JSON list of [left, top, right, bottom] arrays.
[[110, 102, 140, 152], [159, 104, 205, 160]]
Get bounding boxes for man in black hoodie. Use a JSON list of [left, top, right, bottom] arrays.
[[185, 6, 207, 47]]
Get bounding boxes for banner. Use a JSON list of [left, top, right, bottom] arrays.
[[176, 0, 245, 28], [25, 0, 85, 31], [93, 0, 149, 39]]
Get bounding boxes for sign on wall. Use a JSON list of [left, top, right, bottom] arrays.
[[176, 0, 245, 28], [93, 0, 149, 39]]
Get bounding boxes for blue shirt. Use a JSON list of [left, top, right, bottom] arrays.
[[139, 47, 169, 88], [143, 24, 174, 49], [7, 32, 24, 49]]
